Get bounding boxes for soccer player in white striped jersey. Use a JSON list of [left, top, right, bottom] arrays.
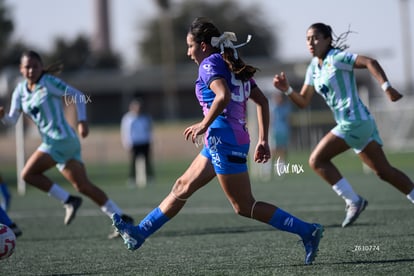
[[273, 23, 414, 227], [0, 50, 133, 237]]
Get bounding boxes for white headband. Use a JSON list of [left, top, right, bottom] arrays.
[[211, 32, 252, 59]]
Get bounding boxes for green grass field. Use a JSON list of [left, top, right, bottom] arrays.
[[1, 151, 414, 275]]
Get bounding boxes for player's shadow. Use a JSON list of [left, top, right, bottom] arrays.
[[157, 224, 273, 238], [330, 258, 414, 265]]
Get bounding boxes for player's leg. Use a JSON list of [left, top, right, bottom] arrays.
[[308, 132, 349, 185], [112, 153, 216, 250], [61, 160, 130, 217], [0, 207, 22, 237], [20, 150, 82, 225], [0, 174, 11, 211], [217, 172, 323, 265], [310, 132, 366, 227], [359, 141, 414, 198]]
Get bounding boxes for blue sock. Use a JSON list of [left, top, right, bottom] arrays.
[[0, 207, 13, 226], [0, 183, 10, 200], [0, 183, 11, 211], [137, 207, 169, 239], [268, 208, 313, 240]]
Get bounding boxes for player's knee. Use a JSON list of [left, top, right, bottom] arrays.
[[308, 155, 318, 170], [21, 169, 33, 183]]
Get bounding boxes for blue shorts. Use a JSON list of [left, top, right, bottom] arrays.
[[331, 119, 383, 153], [38, 136, 83, 171], [200, 128, 249, 175]]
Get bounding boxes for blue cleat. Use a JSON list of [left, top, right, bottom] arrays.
[[111, 213, 145, 251], [303, 223, 324, 265]]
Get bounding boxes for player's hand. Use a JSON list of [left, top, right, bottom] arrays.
[[184, 122, 207, 144], [273, 72, 290, 92], [254, 141, 271, 163], [385, 87, 403, 102], [77, 121, 89, 138], [0, 106, 4, 119]]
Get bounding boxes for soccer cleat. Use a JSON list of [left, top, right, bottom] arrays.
[[303, 223, 324, 265], [108, 214, 134, 239], [9, 223, 22, 238], [111, 213, 145, 250], [342, 196, 368, 228], [63, 196, 83, 225]]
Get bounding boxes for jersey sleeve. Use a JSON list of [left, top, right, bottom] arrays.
[[199, 54, 227, 87], [333, 51, 358, 71], [1, 85, 23, 125], [44, 75, 87, 122], [304, 61, 315, 86]]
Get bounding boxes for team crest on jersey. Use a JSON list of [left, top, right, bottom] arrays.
[[203, 63, 214, 75]]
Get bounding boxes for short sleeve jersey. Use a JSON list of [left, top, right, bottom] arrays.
[[196, 53, 254, 145], [304, 48, 371, 124], [9, 74, 80, 142]]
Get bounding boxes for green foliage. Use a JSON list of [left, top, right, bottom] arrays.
[[45, 35, 121, 71], [0, 0, 15, 68], [141, 0, 276, 65]]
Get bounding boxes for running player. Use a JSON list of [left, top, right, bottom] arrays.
[[112, 17, 324, 265], [0, 50, 133, 238], [273, 22, 414, 227]]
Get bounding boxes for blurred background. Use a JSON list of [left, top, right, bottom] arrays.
[[0, 0, 413, 175]]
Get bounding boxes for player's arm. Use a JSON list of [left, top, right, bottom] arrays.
[[249, 85, 271, 163], [354, 55, 402, 102], [0, 89, 22, 125], [273, 72, 314, 108]]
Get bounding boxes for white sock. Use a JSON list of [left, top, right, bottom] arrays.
[[406, 189, 414, 204], [100, 199, 123, 217], [48, 184, 70, 203], [332, 178, 360, 205]]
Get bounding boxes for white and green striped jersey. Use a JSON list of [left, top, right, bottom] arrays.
[[304, 48, 371, 124], [5, 74, 87, 141]]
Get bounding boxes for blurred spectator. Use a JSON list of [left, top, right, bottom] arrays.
[[271, 92, 292, 176], [121, 99, 154, 187]]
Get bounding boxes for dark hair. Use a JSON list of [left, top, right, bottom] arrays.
[[21, 50, 63, 75], [188, 17, 257, 81], [308, 22, 354, 51]]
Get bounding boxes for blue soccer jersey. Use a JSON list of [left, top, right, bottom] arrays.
[[196, 53, 255, 145]]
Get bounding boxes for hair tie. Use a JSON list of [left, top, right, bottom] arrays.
[[211, 32, 252, 59]]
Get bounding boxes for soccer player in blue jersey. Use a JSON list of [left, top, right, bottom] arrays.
[[273, 23, 414, 227], [0, 50, 133, 238], [112, 17, 323, 265]]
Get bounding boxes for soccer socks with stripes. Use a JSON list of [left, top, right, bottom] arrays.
[[137, 207, 169, 239], [332, 178, 360, 205], [268, 208, 314, 240]]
